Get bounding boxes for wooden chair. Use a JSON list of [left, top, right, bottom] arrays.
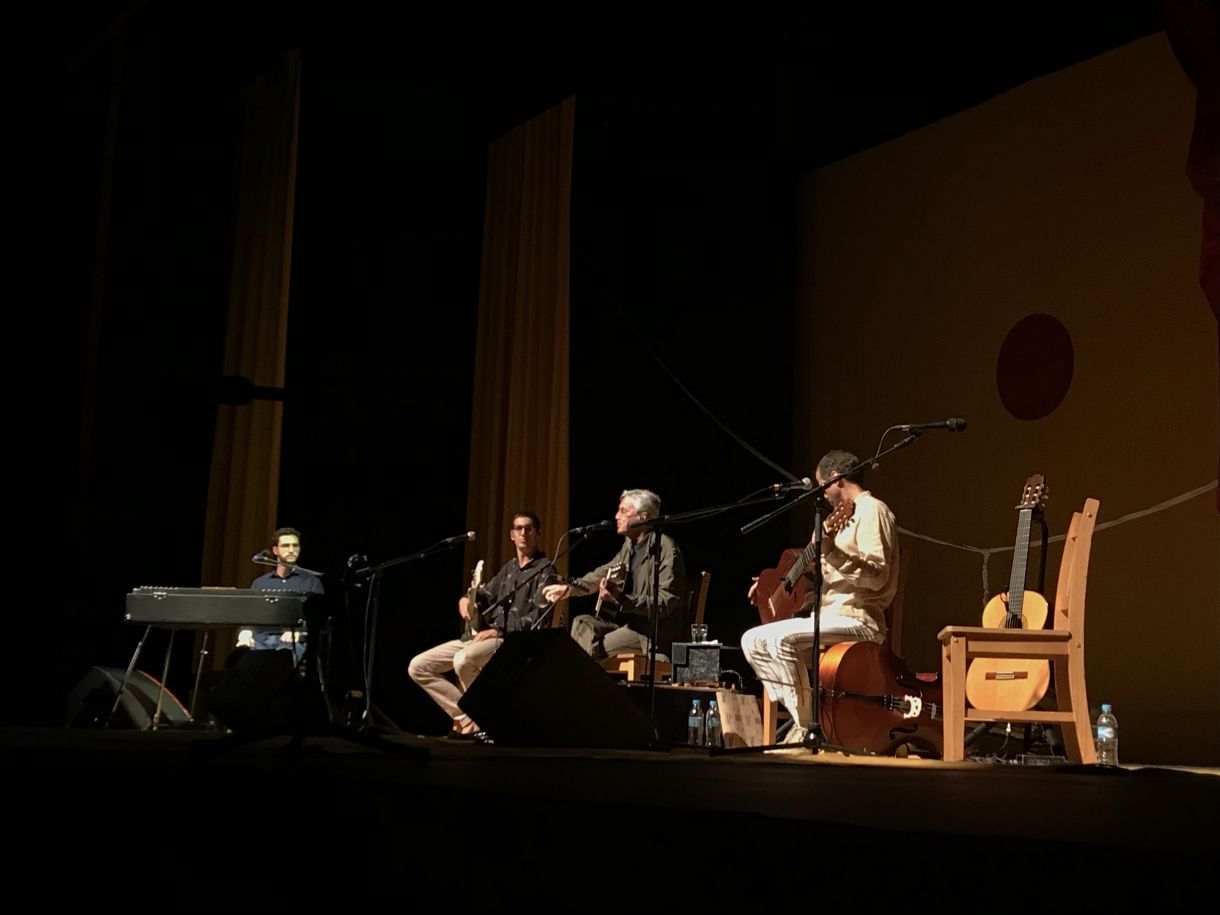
[[937, 498, 1099, 763], [602, 571, 710, 682]]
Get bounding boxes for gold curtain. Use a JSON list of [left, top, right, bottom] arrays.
[[199, 52, 302, 667], [465, 97, 574, 628]]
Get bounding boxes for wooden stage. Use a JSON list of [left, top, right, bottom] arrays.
[[4, 724, 1216, 890]]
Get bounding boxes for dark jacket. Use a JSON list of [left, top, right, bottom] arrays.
[[572, 532, 686, 648]]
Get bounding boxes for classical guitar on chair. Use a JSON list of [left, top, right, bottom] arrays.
[[965, 474, 1052, 711]]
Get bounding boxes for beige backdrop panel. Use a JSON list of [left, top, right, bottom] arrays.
[[798, 36, 1219, 766]]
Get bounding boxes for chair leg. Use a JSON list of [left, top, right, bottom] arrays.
[[761, 696, 779, 745], [1062, 650, 1096, 765], [941, 636, 966, 762]]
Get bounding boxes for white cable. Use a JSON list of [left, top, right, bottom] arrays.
[[895, 480, 1216, 607]]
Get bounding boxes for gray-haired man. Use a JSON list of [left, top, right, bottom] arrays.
[[543, 489, 686, 660]]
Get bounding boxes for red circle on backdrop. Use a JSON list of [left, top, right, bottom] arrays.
[[996, 314, 1074, 420]]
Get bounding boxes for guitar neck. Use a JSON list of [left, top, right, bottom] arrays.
[[784, 539, 820, 590], [463, 562, 484, 637], [783, 504, 849, 590], [1005, 509, 1033, 627]]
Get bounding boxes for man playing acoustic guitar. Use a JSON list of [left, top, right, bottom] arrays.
[[741, 450, 900, 744], [543, 489, 686, 662]]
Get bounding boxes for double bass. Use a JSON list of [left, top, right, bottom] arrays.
[[817, 641, 944, 757]]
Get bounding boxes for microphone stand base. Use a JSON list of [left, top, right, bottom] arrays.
[[799, 726, 874, 757], [710, 725, 877, 758]]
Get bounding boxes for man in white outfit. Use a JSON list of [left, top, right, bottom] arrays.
[[741, 450, 899, 744]]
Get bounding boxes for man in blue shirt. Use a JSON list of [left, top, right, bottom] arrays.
[[240, 527, 324, 665]]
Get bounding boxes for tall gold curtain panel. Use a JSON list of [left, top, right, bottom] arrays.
[[465, 97, 574, 629], [200, 52, 302, 671]]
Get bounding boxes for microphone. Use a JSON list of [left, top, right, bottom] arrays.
[[770, 477, 813, 492], [251, 549, 275, 563], [570, 520, 614, 535], [442, 531, 477, 545], [896, 418, 967, 433]]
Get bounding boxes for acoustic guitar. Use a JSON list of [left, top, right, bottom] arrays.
[[459, 559, 485, 641], [594, 561, 628, 619], [751, 497, 855, 624], [965, 474, 1051, 711]]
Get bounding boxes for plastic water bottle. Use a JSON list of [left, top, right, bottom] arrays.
[[705, 699, 722, 748], [1095, 704, 1119, 766], [687, 699, 704, 746]]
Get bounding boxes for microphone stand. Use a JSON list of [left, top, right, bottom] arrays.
[[349, 535, 471, 734], [717, 432, 922, 757], [251, 556, 326, 578], [619, 490, 819, 748], [647, 528, 663, 740], [528, 522, 629, 634], [467, 554, 565, 636]]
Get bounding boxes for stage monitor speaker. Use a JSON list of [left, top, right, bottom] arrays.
[[66, 666, 191, 729], [458, 630, 653, 749]]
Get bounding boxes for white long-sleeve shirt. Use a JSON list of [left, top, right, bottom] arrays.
[[809, 491, 899, 636]]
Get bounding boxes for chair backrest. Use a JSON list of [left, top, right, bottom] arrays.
[[1051, 498, 1099, 634], [687, 571, 711, 628]]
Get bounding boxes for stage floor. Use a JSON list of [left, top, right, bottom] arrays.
[[4, 724, 1216, 886]]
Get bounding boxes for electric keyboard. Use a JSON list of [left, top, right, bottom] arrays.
[[125, 587, 311, 628]]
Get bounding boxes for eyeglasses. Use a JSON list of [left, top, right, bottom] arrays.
[[511, 524, 536, 533]]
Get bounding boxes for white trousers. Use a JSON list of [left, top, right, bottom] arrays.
[[740, 615, 881, 729]]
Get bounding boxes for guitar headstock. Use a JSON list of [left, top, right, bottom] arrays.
[[1016, 474, 1048, 512], [826, 496, 856, 534], [469, 559, 484, 590], [607, 561, 628, 584]]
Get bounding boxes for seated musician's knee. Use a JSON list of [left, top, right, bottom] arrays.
[[452, 648, 475, 682], [741, 625, 766, 657], [407, 653, 429, 684]]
